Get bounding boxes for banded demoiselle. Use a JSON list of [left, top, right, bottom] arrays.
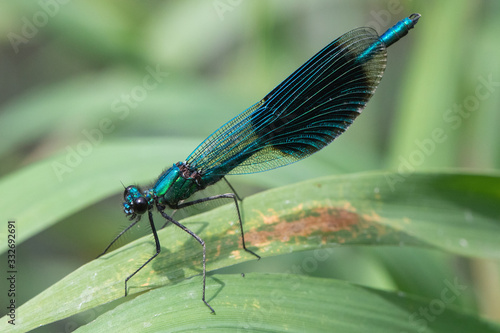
[[100, 14, 421, 313]]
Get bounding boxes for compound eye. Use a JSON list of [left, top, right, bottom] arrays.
[[133, 197, 148, 215], [124, 185, 136, 198]]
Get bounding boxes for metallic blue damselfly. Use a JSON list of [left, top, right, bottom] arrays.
[[100, 13, 421, 313]]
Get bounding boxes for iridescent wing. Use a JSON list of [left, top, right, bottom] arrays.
[[186, 27, 387, 177]]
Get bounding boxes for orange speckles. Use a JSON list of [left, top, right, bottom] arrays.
[[342, 201, 357, 212], [254, 209, 280, 225], [140, 275, 153, 287], [362, 211, 382, 223], [291, 203, 304, 214], [246, 206, 360, 247], [230, 250, 242, 259]]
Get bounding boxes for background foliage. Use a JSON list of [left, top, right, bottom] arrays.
[[0, 0, 499, 332]]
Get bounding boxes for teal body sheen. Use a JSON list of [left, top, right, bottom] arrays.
[[122, 14, 421, 220], [150, 162, 225, 209], [357, 13, 420, 62], [115, 14, 420, 313], [379, 14, 420, 48]]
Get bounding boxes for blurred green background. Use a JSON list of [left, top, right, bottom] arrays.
[[1, 0, 499, 331]]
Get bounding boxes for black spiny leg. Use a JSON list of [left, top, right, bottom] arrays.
[[157, 203, 215, 314], [97, 217, 142, 258], [124, 210, 161, 296], [157, 187, 260, 313], [223, 177, 242, 201], [176, 193, 261, 260]]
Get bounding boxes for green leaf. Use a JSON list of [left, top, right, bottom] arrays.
[[1, 171, 499, 332], [73, 274, 500, 332]]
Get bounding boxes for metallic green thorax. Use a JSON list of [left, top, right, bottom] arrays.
[[152, 162, 222, 208]]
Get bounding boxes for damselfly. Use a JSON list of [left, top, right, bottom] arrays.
[[100, 13, 421, 313]]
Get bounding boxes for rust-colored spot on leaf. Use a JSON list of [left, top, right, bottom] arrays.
[[255, 209, 281, 225], [230, 250, 242, 259], [246, 206, 362, 247]]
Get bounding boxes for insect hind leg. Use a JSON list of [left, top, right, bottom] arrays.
[[176, 192, 261, 260]]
